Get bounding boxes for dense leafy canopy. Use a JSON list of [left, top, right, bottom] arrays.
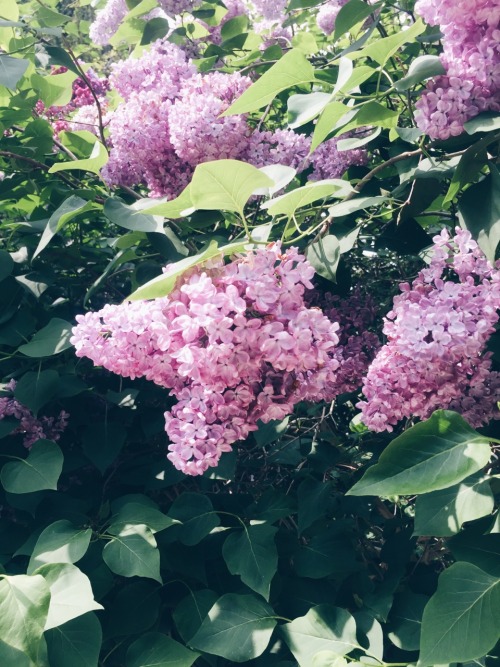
[[0, 0, 498, 666]]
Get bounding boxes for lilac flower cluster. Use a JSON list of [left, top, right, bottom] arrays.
[[103, 39, 367, 197], [414, 0, 500, 139], [71, 245, 343, 476], [359, 228, 500, 431], [316, 0, 349, 36], [0, 381, 69, 448]]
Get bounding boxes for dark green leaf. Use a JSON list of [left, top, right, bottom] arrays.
[[0, 249, 14, 282], [223, 523, 278, 600], [459, 165, 500, 263], [1, 440, 63, 493], [104, 198, 165, 233], [387, 592, 428, 651], [14, 370, 60, 414], [45, 613, 102, 667], [18, 318, 73, 357], [173, 590, 218, 643], [81, 422, 126, 473], [281, 605, 360, 667], [28, 520, 92, 573], [419, 563, 500, 665], [414, 474, 495, 537], [448, 532, 500, 577], [168, 492, 220, 546], [347, 411, 492, 497], [334, 0, 380, 39], [102, 524, 162, 583], [33, 196, 93, 259], [127, 633, 199, 667], [306, 235, 341, 282], [189, 593, 277, 662]]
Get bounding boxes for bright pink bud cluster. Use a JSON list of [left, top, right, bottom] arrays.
[[414, 0, 500, 139], [71, 245, 343, 476], [0, 380, 69, 448], [359, 228, 500, 431]]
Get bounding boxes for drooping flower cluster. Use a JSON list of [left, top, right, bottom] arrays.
[[71, 245, 343, 476], [359, 228, 500, 431], [0, 380, 69, 448], [414, 0, 500, 139], [103, 38, 367, 198]]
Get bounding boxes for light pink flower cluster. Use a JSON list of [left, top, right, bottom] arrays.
[[414, 0, 500, 139], [71, 245, 343, 476], [316, 0, 348, 36], [359, 228, 500, 431], [0, 380, 69, 448], [103, 39, 367, 197]]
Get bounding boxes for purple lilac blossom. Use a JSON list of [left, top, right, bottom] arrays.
[[71, 245, 343, 476], [358, 228, 500, 431], [89, 0, 128, 46], [414, 0, 500, 139], [316, 0, 349, 36], [0, 380, 69, 448]]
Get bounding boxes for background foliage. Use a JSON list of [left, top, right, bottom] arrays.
[[0, 0, 499, 665]]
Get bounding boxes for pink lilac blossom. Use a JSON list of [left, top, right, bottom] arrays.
[[358, 228, 500, 431], [0, 380, 69, 448], [316, 0, 348, 36], [89, 0, 128, 45], [414, 0, 500, 139], [103, 38, 367, 197], [157, 0, 202, 16], [71, 245, 343, 476]]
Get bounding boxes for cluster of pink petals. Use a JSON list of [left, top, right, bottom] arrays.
[[414, 0, 500, 139], [0, 381, 69, 448], [359, 228, 500, 431], [71, 245, 343, 476], [316, 0, 348, 36], [102, 39, 367, 198]]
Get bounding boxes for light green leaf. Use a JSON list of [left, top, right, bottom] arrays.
[[458, 165, 500, 264], [127, 633, 199, 667], [103, 524, 162, 583], [0, 0, 19, 21], [340, 102, 400, 134], [281, 605, 361, 667], [357, 19, 425, 66], [394, 55, 446, 91], [306, 235, 341, 283], [31, 71, 77, 107], [254, 165, 296, 197], [311, 102, 351, 152], [189, 593, 277, 662], [108, 502, 179, 534], [312, 653, 349, 667], [18, 318, 73, 357], [34, 194, 92, 261], [127, 240, 248, 301], [288, 92, 332, 129], [130, 185, 194, 219], [34, 563, 102, 631], [13, 370, 60, 414], [419, 563, 500, 665], [28, 520, 92, 574], [222, 523, 278, 600], [49, 141, 108, 176], [414, 474, 495, 537], [263, 180, 353, 217], [45, 613, 102, 667], [336, 127, 381, 151], [223, 49, 317, 115], [333, 0, 380, 39], [347, 411, 492, 497], [190, 159, 273, 215], [0, 54, 29, 89], [1, 440, 63, 493], [0, 574, 50, 662], [104, 198, 165, 233]]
